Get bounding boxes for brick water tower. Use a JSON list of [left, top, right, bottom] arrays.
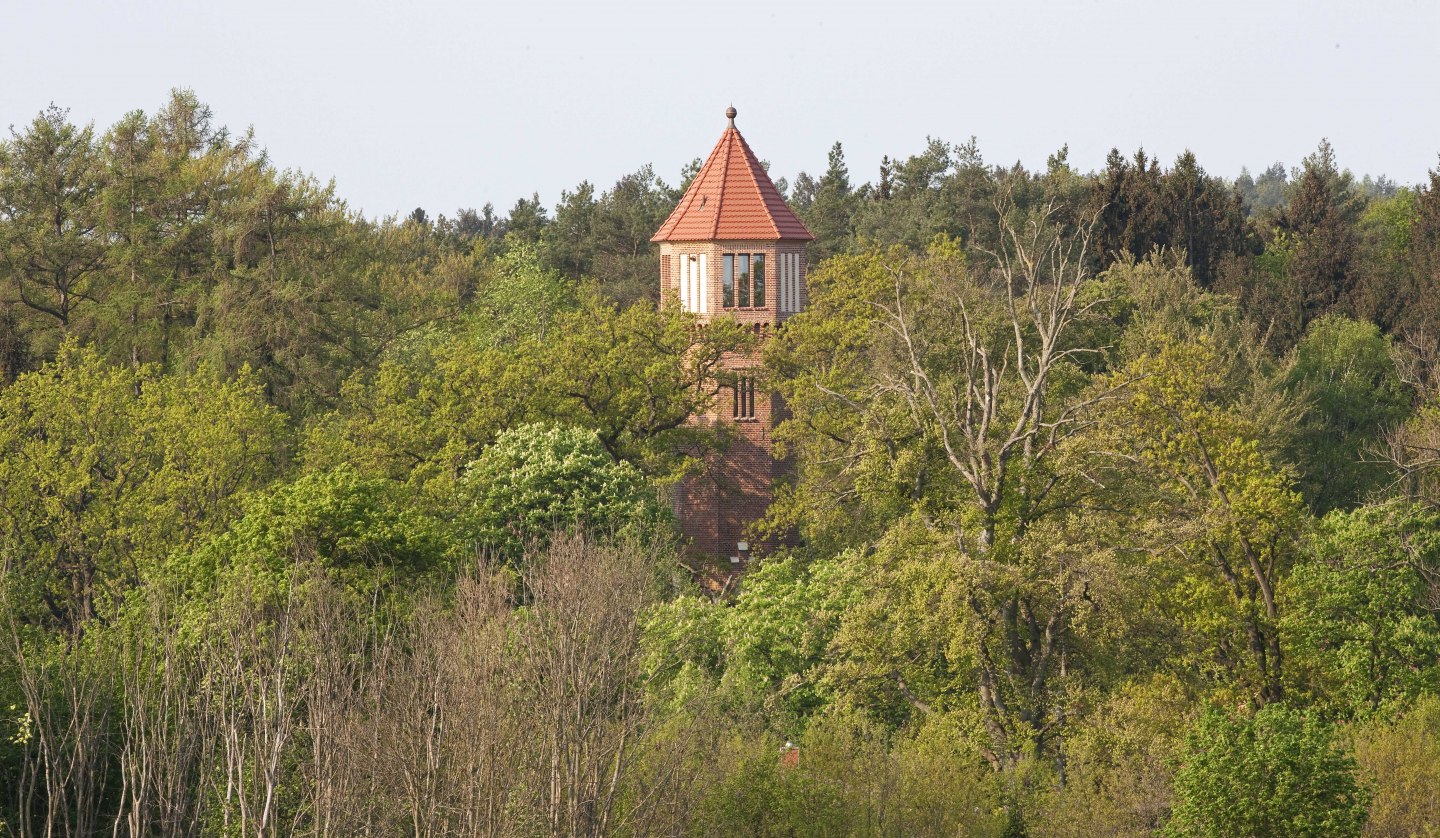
[[651, 106, 813, 570]]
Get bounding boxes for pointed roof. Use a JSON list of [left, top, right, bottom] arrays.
[[652, 108, 814, 243]]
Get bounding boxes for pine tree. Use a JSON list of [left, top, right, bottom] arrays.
[[1277, 140, 1363, 339], [1160, 151, 1252, 288], [801, 142, 857, 262], [1091, 148, 1166, 266], [0, 106, 107, 340]]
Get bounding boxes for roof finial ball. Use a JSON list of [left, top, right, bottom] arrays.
[[726, 105, 737, 129]]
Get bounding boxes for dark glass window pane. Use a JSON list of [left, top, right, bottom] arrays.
[[738, 254, 750, 307], [752, 254, 765, 307], [722, 254, 735, 308]]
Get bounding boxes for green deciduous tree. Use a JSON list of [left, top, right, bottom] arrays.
[[1033, 674, 1194, 837], [1283, 314, 1410, 512], [1281, 502, 1440, 714], [1349, 187, 1420, 330], [460, 423, 666, 561], [1094, 333, 1305, 703], [0, 346, 284, 632], [174, 464, 448, 598], [307, 277, 749, 496], [689, 711, 1007, 837], [768, 195, 1115, 766], [1350, 695, 1440, 836], [644, 551, 859, 725], [1166, 704, 1370, 838]]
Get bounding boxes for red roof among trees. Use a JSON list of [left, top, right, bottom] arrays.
[[652, 111, 813, 243]]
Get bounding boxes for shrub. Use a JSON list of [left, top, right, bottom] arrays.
[[1351, 695, 1440, 836], [1166, 703, 1370, 838], [461, 423, 665, 560]]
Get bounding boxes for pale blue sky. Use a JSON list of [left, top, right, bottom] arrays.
[[3, 0, 1436, 219]]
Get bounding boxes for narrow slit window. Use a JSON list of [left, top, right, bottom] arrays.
[[698, 253, 707, 311], [679, 255, 689, 311], [738, 254, 751, 307], [752, 254, 765, 308], [789, 253, 796, 312], [686, 254, 693, 311], [739, 377, 757, 419], [783, 253, 794, 315], [733, 376, 756, 420], [790, 253, 800, 311], [723, 254, 735, 308]]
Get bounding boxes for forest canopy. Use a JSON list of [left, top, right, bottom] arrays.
[[3, 90, 1440, 836]]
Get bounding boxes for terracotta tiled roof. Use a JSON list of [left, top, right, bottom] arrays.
[[652, 113, 813, 243]]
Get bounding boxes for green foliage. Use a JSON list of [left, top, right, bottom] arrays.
[[1033, 675, 1194, 837], [460, 423, 665, 560], [644, 552, 860, 726], [467, 241, 575, 348], [1350, 188, 1420, 328], [690, 711, 1007, 837], [0, 91, 466, 413], [1223, 140, 1368, 352], [0, 345, 284, 630], [181, 464, 449, 588], [542, 164, 679, 304], [1282, 502, 1440, 714], [1166, 704, 1370, 838], [795, 142, 858, 261], [0, 105, 106, 342], [1284, 315, 1410, 512], [8, 91, 1440, 835], [1094, 328, 1305, 702], [765, 245, 936, 550], [1350, 694, 1440, 836], [766, 227, 1122, 765], [1106, 251, 1248, 355], [307, 282, 749, 495]]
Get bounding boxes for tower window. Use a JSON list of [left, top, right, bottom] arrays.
[[678, 253, 706, 313], [777, 251, 802, 314], [723, 254, 735, 308], [722, 252, 769, 309], [732, 376, 757, 420], [738, 254, 751, 307], [752, 254, 765, 307]]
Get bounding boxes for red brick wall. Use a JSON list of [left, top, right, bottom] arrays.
[[662, 238, 807, 563]]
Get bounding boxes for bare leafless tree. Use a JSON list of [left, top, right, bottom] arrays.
[[506, 532, 658, 838], [1, 599, 113, 838], [201, 572, 313, 837], [112, 580, 216, 838], [4, 530, 695, 837], [285, 532, 669, 837]]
